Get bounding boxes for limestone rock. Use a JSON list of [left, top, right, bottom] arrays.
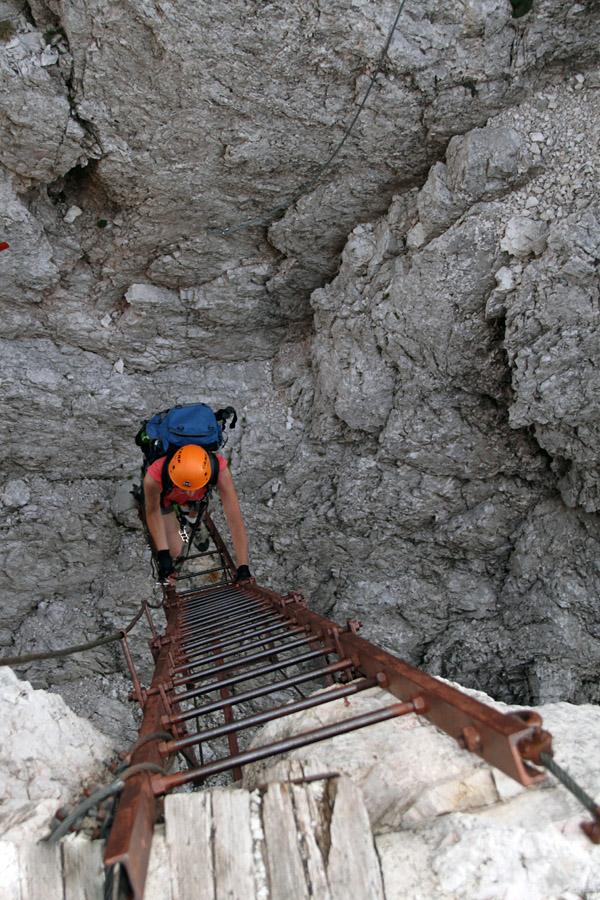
[[110, 480, 140, 529], [0, 667, 113, 841], [416, 126, 535, 244], [0, 479, 30, 508], [0, 171, 59, 313], [0, 12, 94, 181], [503, 204, 600, 511], [501, 214, 549, 257], [377, 810, 596, 900]]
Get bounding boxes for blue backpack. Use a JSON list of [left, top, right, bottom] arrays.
[[135, 403, 237, 461]]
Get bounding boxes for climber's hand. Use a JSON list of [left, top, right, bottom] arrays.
[[235, 565, 252, 582], [157, 550, 175, 582]]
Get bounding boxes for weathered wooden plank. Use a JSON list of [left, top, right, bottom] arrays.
[[62, 835, 104, 900], [0, 841, 21, 900], [326, 777, 384, 900], [212, 788, 257, 900], [160, 778, 384, 900], [291, 784, 332, 900], [166, 793, 213, 900], [262, 782, 309, 900], [145, 825, 174, 900], [18, 842, 63, 900]]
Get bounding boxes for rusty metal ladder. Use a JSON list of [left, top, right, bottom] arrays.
[[103, 512, 565, 900]]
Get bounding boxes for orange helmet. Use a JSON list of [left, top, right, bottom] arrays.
[[168, 445, 213, 490]]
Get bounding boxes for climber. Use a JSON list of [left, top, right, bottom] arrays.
[[142, 443, 251, 584]]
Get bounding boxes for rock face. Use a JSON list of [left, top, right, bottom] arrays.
[[0, 0, 599, 732], [0, 667, 113, 842]]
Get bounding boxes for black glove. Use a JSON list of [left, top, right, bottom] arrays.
[[235, 565, 252, 582], [156, 550, 175, 582]]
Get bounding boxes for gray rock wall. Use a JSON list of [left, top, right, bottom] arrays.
[[1, 0, 599, 735]]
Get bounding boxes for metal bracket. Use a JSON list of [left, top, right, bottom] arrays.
[[119, 632, 147, 708], [284, 590, 307, 607]]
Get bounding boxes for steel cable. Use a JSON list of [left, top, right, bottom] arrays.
[[0, 602, 147, 667], [45, 762, 167, 843], [207, 0, 408, 236], [540, 751, 600, 819], [45, 780, 125, 843]]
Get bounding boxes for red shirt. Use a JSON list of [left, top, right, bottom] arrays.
[[147, 454, 228, 507]]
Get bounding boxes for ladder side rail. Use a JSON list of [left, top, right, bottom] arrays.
[[104, 601, 180, 900], [239, 584, 549, 786]]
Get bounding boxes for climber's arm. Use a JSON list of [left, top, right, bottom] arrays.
[[217, 467, 248, 568], [143, 472, 169, 553]]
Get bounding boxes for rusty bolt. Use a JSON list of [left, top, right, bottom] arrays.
[[411, 695, 427, 714], [517, 729, 553, 765], [458, 726, 482, 753], [581, 820, 600, 844], [512, 709, 543, 728]]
